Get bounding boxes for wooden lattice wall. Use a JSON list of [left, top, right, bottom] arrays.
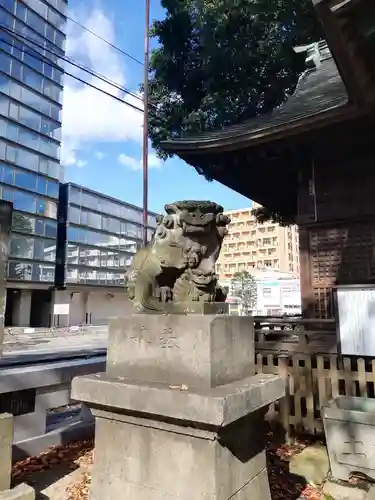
[[298, 155, 375, 318]]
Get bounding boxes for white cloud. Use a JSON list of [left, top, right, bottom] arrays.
[[61, 150, 87, 168], [118, 152, 163, 171], [62, 149, 79, 166], [118, 154, 138, 170], [148, 152, 163, 169], [94, 151, 105, 160], [61, 9, 143, 165]]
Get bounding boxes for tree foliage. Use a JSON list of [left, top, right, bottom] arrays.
[[231, 270, 258, 315], [148, 0, 323, 159], [251, 206, 295, 226]]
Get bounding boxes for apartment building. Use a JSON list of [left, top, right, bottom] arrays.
[[216, 204, 300, 281]]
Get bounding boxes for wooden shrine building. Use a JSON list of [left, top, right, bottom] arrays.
[[162, 0, 375, 318]]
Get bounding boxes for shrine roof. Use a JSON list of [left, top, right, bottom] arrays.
[[162, 41, 349, 153]]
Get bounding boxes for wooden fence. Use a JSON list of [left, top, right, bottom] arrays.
[[253, 316, 375, 436]]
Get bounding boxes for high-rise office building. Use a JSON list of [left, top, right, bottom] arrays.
[[51, 183, 158, 326], [0, 0, 66, 325], [56, 183, 157, 289]]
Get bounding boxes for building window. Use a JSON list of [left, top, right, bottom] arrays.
[[36, 198, 57, 218], [14, 169, 37, 191], [2, 0, 15, 14], [8, 261, 32, 280], [10, 235, 34, 259], [8, 261, 54, 282], [9, 234, 56, 262], [13, 190, 36, 212], [12, 212, 34, 234], [34, 238, 55, 261], [1, 188, 58, 217], [88, 211, 101, 229], [44, 219, 57, 237]]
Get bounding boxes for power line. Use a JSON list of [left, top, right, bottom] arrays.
[[0, 25, 148, 107], [12, 0, 144, 66], [64, 13, 144, 67], [0, 34, 145, 113]]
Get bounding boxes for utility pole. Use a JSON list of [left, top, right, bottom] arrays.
[[142, 0, 150, 247]]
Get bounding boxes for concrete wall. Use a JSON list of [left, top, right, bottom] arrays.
[[52, 290, 133, 326], [87, 291, 133, 324]]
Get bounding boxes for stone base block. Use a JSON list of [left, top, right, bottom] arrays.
[[91, 461, 269, 500], [107, 314, 255, 389], [368, 485, 375, 500], [0, 484, 35, 500], [0, 414, 13, 491], [72, 372, 284, 427], [90, 408, 270, 500], [72, 372, 284, 500], [323, 396, 375, 481]]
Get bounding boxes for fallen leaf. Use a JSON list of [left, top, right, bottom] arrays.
[[169, 384, 188, 391]]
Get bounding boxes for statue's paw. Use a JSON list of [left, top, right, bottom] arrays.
[[160, 286, 173, 303], [188, 253, 199, 268]]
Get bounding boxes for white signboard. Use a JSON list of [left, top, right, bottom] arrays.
[[53, 303, 70, 316], [336, 286, 375, 356], [260, 281, 282, 308]]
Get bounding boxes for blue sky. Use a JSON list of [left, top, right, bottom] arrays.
[[62, 0, 251, 214]]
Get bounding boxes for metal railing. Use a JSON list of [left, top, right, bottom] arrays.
[[253, 315, 337, 353]]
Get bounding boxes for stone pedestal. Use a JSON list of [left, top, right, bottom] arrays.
[[72, 314, 284, 500], [0, 414, 35, 499], [323, 396, 375, 481], [106, 314, 255, 387]]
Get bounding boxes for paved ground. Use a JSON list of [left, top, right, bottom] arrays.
[[34, 465, 91, 500], [2, 327, 108, 358], [0, 328, 101, 498]]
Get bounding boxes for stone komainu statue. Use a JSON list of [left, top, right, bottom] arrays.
[[126, 200, 230, 312]]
